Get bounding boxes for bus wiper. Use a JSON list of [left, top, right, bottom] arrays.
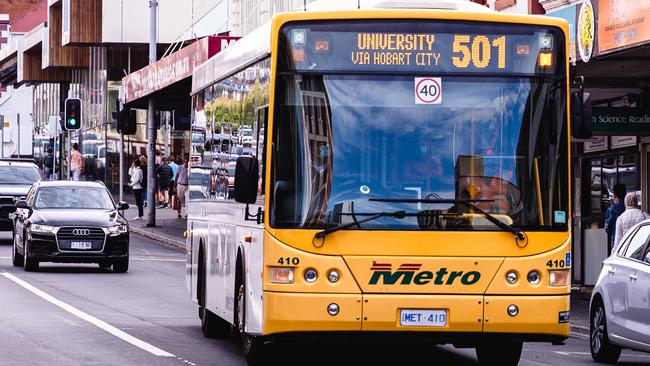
[[369, 198, 526, 241], [314, 210, 407, 239]]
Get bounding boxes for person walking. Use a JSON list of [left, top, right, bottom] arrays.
[[70, 143, 84, 181], [128, 159, 144, 220], [614, 193, 650, 247], [175, 157, 189, 219], [156, 157, 173, 208], [605, 183, 626, 253], [168, 155, 179, 209], [43, 148, 54, 180]]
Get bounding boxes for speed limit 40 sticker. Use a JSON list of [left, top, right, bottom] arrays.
[[415, 77, 442, 105]]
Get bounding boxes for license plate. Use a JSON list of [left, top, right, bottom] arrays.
[[70, 241, 93, 250], [399, 309, 447, 327]]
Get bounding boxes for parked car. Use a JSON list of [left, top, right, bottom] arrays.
[[590, 219, 650, 362], [0, 159, 42, 231], [11, 181, 130, 272]]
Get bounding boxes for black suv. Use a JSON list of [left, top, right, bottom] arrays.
[[0, 159, 42, 231], [11, 181, 130, 272]]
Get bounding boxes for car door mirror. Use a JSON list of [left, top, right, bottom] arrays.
[[15, 200, 29, 209], [118, 201, 130, 210], [645, 252, 650, 264]]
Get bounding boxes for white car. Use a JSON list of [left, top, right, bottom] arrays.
[[590, 219, 650, 363]]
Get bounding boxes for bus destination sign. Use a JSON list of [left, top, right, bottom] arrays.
[[281, 22, 562, 75]]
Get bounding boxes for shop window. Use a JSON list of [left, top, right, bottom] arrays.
[[586, 152, 638, 227]]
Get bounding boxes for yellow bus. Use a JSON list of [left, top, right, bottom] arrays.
[[187, 1, 590, 364]]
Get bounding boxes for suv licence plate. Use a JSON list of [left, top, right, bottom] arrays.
[[70, 241, 93, 250], [399, 309, 447, 327]]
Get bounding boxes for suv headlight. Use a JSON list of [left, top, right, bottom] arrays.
[[30, 224, 55, 233], [108, 225, 128, 234]]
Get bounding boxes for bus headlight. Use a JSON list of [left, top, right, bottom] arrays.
[[269, 267, 294, 284], [505, 271, 518, 284], [550, 270, 570, 286], [327, 270, 340, 283], [527, 271, 541, 285], [304, 269, 318, 283]]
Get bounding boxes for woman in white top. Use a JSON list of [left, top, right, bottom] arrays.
[[128, 159, 144, 219]]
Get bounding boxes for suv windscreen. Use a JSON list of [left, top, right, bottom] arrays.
[[0, 165, 41, 185]]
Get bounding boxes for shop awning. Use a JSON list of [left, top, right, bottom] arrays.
[[121, 35, 239, 109]]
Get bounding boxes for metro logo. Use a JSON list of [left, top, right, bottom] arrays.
[[368, 262, 481, 286]]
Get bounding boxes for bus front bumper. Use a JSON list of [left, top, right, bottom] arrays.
[[263, 292, 570, 341]]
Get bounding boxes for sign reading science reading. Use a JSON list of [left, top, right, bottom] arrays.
[[280, 21, 563, 75]]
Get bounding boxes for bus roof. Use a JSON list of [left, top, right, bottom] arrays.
[[192, 0, 566, 95]]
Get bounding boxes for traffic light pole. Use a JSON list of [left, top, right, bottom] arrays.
[[146, 0, 158, 227]]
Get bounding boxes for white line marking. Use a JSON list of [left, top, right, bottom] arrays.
[[1, 272, 175, 357], [130, 257, 184, 262], [0, 256, 11, 259], [553, 351, 650, 359]]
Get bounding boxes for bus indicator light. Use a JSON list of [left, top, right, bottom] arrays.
[[538, 52, 553, 68], [270, 267, 294, 284], [292, 48, 305, 62]]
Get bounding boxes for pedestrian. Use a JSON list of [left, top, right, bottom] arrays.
[[175, 157, 189, 219], [43, 148, 54, 180], [139, 155, 148, 207], [156, 156, 173, 208], [128, 159, 144, 220], [605, 183, 626, 253], [168, 155, 179, 208], [70, 142, 84, 181], [614, 193, 650, 247]]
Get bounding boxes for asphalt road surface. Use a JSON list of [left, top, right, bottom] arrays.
[[1, 232, 648, 366]]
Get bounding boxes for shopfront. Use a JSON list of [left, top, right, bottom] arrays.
[[547, 0, 650, 285]]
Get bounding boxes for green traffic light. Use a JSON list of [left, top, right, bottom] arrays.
[[69, 118, 77, 126]]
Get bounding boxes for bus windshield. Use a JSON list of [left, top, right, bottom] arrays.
[[271, 22, 568, 232]]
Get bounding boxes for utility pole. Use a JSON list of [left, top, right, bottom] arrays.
[[146, 0, 158, 227], [17, 113, 20, 158]]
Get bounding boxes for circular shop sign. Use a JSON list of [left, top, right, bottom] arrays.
[[577, 0, 595, 63]]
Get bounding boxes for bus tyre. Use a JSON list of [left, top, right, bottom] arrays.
[[23, 242, 39, 272], [12, 230, 23, 267], [198, 250, 230, 339], [590, 299, 621, 364], [236, 267, 267, 365], [476, 340, 522, 366]]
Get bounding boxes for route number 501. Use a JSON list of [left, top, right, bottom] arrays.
[[452, 35, 506, 69]]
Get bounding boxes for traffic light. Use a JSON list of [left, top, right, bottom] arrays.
[[116, 107, 137, 135], [64, 98, 82, 131]]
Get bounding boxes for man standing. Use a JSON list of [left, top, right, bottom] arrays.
[[156, 157, 173, 208], [614, 193, 650, 247], [168, 155, 179, 209], [605, 183, 626, 253], [43, 148, 54, 180], [70, 143, 84, 181], [175, 157, 189, 219]]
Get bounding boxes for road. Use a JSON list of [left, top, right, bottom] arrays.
[[1, 233, 649, 366]]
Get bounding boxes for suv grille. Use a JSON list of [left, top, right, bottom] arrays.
[[57, 227, 105, 240], [0, 196, 18, 205]]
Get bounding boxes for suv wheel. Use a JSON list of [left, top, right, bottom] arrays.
[[12, 230, 23, 267], [23, 241, 39, 272]]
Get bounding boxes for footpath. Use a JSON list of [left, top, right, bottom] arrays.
[[118, 196, 187, 252], [116, 195, 592, 337]]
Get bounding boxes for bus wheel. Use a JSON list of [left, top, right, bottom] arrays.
[[198, 249, 230, 339], [236, 267, 267, 365], [476, 340, 522, 366]]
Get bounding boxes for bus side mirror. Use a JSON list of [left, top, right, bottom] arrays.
[[234, 156, 259, 204], [571, 91, 592, 139]]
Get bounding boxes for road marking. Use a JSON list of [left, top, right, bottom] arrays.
[[553, 351, 650, 359], [0, 256, 11, 259], [1, 272, 175, 357], [131, 257, 184, 262]]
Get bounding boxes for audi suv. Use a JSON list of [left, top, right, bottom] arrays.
[[11, 181, 130, 272]]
